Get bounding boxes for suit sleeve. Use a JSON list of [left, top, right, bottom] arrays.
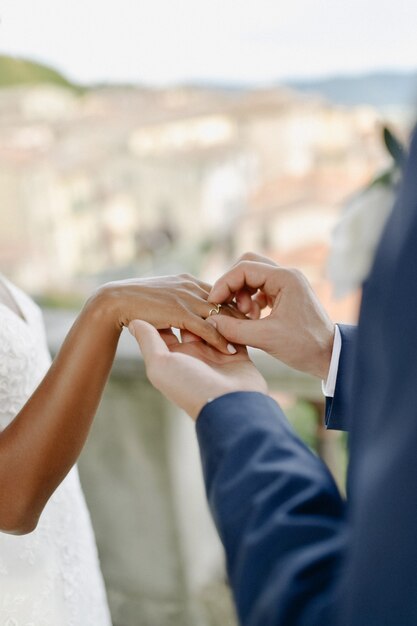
[[325, 324, 357, 432], [196, 392, 347, 626]]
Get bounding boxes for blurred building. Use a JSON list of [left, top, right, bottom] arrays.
[[0, 83, 400, 320]]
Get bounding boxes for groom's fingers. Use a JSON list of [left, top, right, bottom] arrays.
[[234, 251, 279, 268], [253, 291, 268, 311], [209, 261, 292, 304], [207, 314, 268, 350], [236, 289, 262, 319], [236, 289, 253, 314], [129, 320, 180, 387], [129, 320, 169, 362], [209, 261, 280, 304]]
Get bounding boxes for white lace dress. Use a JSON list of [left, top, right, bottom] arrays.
[[0, 276, 112, 626]]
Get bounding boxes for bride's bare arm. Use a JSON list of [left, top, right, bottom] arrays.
[[0, 275, 233, 534]]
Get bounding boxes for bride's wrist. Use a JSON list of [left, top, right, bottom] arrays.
[[83, 286, 126, 337]]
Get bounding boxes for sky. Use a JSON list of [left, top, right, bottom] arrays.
[[0, 0, 417, 86]]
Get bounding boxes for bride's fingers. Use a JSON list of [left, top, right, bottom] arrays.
[[159, 328, 180, 347], [180, 329, 203, 343], [183, 314, 237, 355], [193, 278, 213, 293], [219, 303, 247, 320], [191, 294, 229, 321]]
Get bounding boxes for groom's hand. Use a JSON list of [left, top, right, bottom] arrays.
[[208, 253, 335, 379], [129, 320, 267, 420]]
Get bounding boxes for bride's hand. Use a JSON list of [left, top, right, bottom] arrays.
[[129, 320, 268, 420], [87, 274, 244, 355]]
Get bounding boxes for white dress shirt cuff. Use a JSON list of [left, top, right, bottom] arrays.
[[322, 325, 341, 398]]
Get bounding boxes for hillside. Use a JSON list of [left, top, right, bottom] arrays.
[[0, 55, 77, 90], [1, 54, 416, 111], [287, 71, 417, 109]]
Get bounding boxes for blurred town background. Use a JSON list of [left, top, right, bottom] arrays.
[[1, 57, 415, 320], [0, 52, 416, 625]]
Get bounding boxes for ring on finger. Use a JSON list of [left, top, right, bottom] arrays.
[[208, 303, 222, 316]]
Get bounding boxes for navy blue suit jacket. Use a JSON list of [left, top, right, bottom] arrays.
[[196, 129, 417, 625]]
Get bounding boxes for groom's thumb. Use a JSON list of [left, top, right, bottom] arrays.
[[128, 320, 168, 364], [207, 315, 262, 348]]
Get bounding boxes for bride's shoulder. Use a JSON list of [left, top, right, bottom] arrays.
[[0, 276, 48, 362], [0, 275, 43, 323]]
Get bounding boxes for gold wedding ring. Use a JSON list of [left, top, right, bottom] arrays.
[[208, 303, 222, 316]]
